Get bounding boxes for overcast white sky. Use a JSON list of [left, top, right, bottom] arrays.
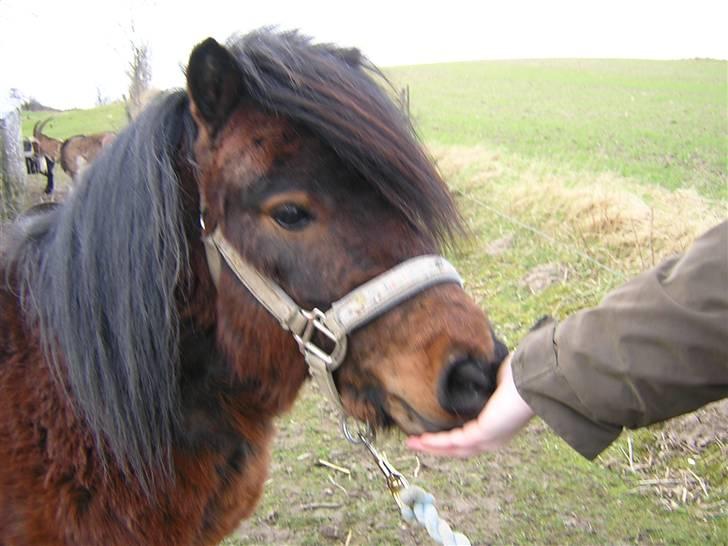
[[2, 0, 726, 110]]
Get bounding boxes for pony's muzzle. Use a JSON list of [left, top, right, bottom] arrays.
[[437, 356, 493, 419], [437, 337, 508, 420]]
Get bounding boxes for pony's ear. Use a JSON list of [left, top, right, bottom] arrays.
[[334, 47, 362, 67], [187, 38, 244, 136]]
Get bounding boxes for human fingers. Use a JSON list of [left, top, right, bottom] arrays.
[[405, 438, 487, 458], [406, 419, 493, 455]]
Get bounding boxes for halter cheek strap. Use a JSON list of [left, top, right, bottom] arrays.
[[201, 225, 463, 417]]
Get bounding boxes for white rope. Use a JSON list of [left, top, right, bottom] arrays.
[[400, 485, 471, 546], [353, 428, 472, 545]]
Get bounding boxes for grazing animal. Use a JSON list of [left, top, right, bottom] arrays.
[[60, 132, 117, 180], [31, 118, 62, 194], [0, 30, 507, 545]]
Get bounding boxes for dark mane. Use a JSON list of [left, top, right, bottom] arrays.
[[226, 29, 462, 242], [11, 92, 195, 490]]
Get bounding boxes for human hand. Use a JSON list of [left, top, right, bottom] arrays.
[[406, 353, 535, 457]]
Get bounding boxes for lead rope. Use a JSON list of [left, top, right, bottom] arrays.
[[399, 486, 471, 546], [346, 424, 471, 546]]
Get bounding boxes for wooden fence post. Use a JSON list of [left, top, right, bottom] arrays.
[[0, 105, 26, 221], [399, 85, 411, 119]]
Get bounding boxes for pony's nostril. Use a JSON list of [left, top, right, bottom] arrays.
[[438, 357, 494, 419]]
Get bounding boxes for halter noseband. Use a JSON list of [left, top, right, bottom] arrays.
[[201, 222, 462, 429]]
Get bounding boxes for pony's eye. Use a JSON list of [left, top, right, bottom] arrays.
[[271, 203, 313, 230]]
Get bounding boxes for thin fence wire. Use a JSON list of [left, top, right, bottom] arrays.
[[459, 192, 627, 279]]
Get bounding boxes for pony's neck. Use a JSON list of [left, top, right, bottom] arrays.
[[176, 238, 309, 448], [174, 145, 309, 452]]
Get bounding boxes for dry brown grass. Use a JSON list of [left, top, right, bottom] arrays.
[[434, 144, 725, 275], [606, 400, 728, 518], [509, 172, 722, 270]]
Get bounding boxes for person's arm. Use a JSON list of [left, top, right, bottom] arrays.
[[514, 220, 728, 458], [408, 221, 728, 458]]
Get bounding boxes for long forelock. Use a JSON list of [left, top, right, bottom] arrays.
[[225, 29, 463, 244]]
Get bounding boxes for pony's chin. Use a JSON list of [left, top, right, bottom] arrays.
[[384, 394, 458, 436], [337, 387, 457, 435]]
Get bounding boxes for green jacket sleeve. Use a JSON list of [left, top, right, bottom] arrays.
[[511, 220, 728, 459]]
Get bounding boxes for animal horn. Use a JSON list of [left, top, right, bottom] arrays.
[[35, 117, 53, 137]]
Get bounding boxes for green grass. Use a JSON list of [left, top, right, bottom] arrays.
[[389, 59, 727, 200], [17, 59, 727, 544], [437, 151, 725, 544], [503, 429, 728, 545], [21, 102, 126, 139]]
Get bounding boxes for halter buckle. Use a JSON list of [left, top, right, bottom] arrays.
[[292, 308, 343, 370]]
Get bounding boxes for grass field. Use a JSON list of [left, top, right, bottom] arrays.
[[18, 58, 727, 544], [21, 102, 127, 140], [389, 59, 727, 200]]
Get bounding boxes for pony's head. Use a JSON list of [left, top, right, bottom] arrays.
[[187, 31, 507, 435]]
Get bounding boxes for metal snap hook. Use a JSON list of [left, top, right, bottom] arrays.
[[340, 415, 372, 444]]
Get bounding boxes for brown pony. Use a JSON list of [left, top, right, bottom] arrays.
[[60, 132, 117, 180], [0, 30, 506, 545]]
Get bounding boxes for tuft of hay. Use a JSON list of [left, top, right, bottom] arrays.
[[506, 168, 723, 273], [434, 145, 725, 275]]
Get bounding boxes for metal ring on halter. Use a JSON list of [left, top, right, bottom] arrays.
[[341, 415, 372, 444]]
